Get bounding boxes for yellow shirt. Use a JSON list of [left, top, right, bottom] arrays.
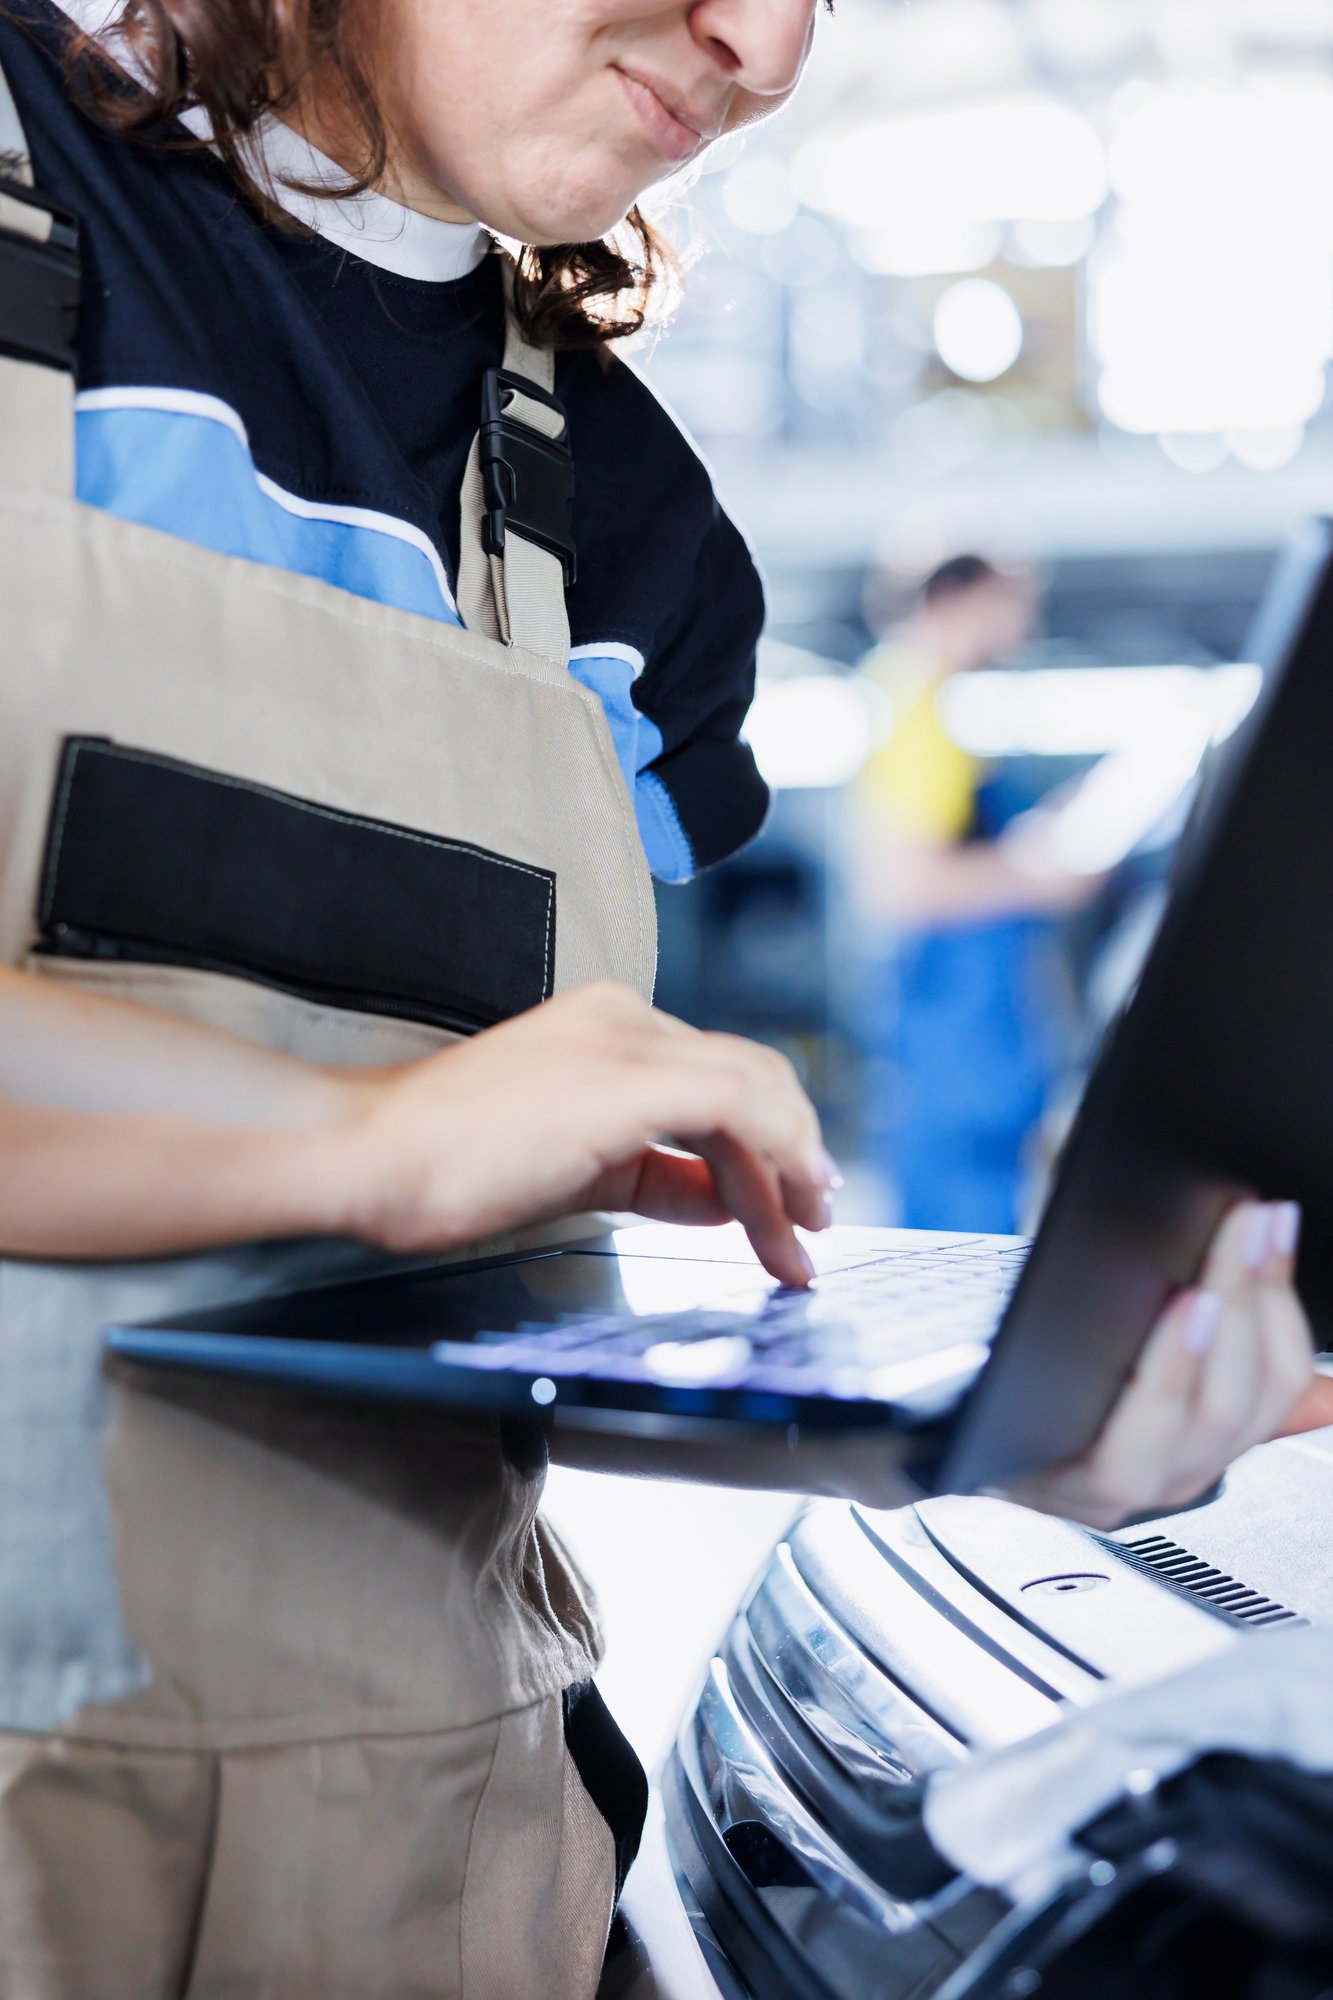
[[857, 642, 979, 845]]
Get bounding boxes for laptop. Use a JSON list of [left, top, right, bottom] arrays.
[[107, 519, 1333, 1497]]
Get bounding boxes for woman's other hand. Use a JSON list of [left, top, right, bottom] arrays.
[[329, 983, 834, 1289], [1001, 1200, 1318, 1529]]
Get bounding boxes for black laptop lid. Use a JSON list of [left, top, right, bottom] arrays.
[[942, 519, 1333, 1495]]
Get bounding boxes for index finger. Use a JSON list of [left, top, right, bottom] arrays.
[[680, 1130, 815, 1288]]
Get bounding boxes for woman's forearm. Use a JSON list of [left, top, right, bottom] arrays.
[[0, 966, 362, 1258], [0, 967, 345, 1124], [0, 1097, 353, 1259]]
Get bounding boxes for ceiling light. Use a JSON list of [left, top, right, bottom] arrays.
[[743, 677, 882, 790], [1094, 83, 1333, 434], [934, 279, 1024, 383], [850, 219, 1002, 279], [797, 100, 1108, 234]]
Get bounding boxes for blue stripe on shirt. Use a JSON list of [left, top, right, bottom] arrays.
[[76, 402, 459, 624], [74, 397, 697, 879]]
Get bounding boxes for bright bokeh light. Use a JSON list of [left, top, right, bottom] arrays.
[[795, 99, 1108, 234], [1027, 0, 1143, 66], [1157, 432, 1229, 474], [934, 279, 1024, 382], [1093, 83, 1333, 435], [851, 218, 1002, 278], [722, 156, 798, 238], [1008, 739, 1207, 876], [1227, 424, 1307, 471], [870, 0, 1027, 103], [890, 388, 1023, 472], [1009, 215, 1096, 267], [744, 666, 1264, 795], [743, 676, 885, 790], [940, 663, 1262, 758]]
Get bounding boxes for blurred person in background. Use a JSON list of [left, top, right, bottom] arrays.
[[852, 555, 1102, 1233]]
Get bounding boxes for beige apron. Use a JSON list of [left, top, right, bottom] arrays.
[[0, 66, 654, 1999]]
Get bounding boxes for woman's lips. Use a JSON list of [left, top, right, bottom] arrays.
[[614, 67, 704, 164]]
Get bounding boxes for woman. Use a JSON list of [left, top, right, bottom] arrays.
[[0, 1, 1322, 1993]]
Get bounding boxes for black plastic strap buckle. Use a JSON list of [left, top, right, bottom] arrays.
[[480, 366, 577, 588], [0, 178, 80, 372]]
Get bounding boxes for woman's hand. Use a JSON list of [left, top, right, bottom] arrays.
[[0, 973, 831, 1272], [1001, 1200, 1318, 1529], [329, 983, 834, 1288]]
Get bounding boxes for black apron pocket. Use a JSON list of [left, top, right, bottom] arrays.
[[35, 737, 556, 1036]]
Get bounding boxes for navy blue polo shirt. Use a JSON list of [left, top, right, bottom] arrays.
[[2, 0, 770, 880]]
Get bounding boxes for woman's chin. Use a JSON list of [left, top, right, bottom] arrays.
[[489, 177, 640, 250]]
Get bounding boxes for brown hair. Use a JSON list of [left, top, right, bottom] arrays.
[[64, 0, 680, 350]]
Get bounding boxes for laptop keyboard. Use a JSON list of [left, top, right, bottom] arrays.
[[466, 1242, 1030, 1399]]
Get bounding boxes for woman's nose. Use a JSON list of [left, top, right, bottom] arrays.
[[687, 0, 818, 99]]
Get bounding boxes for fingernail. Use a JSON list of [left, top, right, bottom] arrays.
[[1242, 1205, 1272, 1272], [819, 1150, 844, 1191], [819, 1191, 835, 1229], [797, 1243, 817, 1284], [1184, 1290, 1223, 1356], [1272, 1201, 1302, 1260]]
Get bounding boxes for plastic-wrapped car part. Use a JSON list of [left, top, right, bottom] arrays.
[[1085, 1752, 1333, 1962], [954, 1754, 1333, 2000]]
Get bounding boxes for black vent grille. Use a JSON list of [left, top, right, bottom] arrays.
[[1101, 1533, 1309, 1631]]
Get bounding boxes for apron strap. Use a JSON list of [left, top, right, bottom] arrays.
[[456, 264, 573, 666], [0, 55, 32, 182], [0, 52, 79, 499]]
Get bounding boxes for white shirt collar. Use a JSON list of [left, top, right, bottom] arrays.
[[55, 0, 489, 282]]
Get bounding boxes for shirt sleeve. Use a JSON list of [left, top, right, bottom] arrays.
[[557, 352, 770, 882], [631, 492, 769, 881]]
